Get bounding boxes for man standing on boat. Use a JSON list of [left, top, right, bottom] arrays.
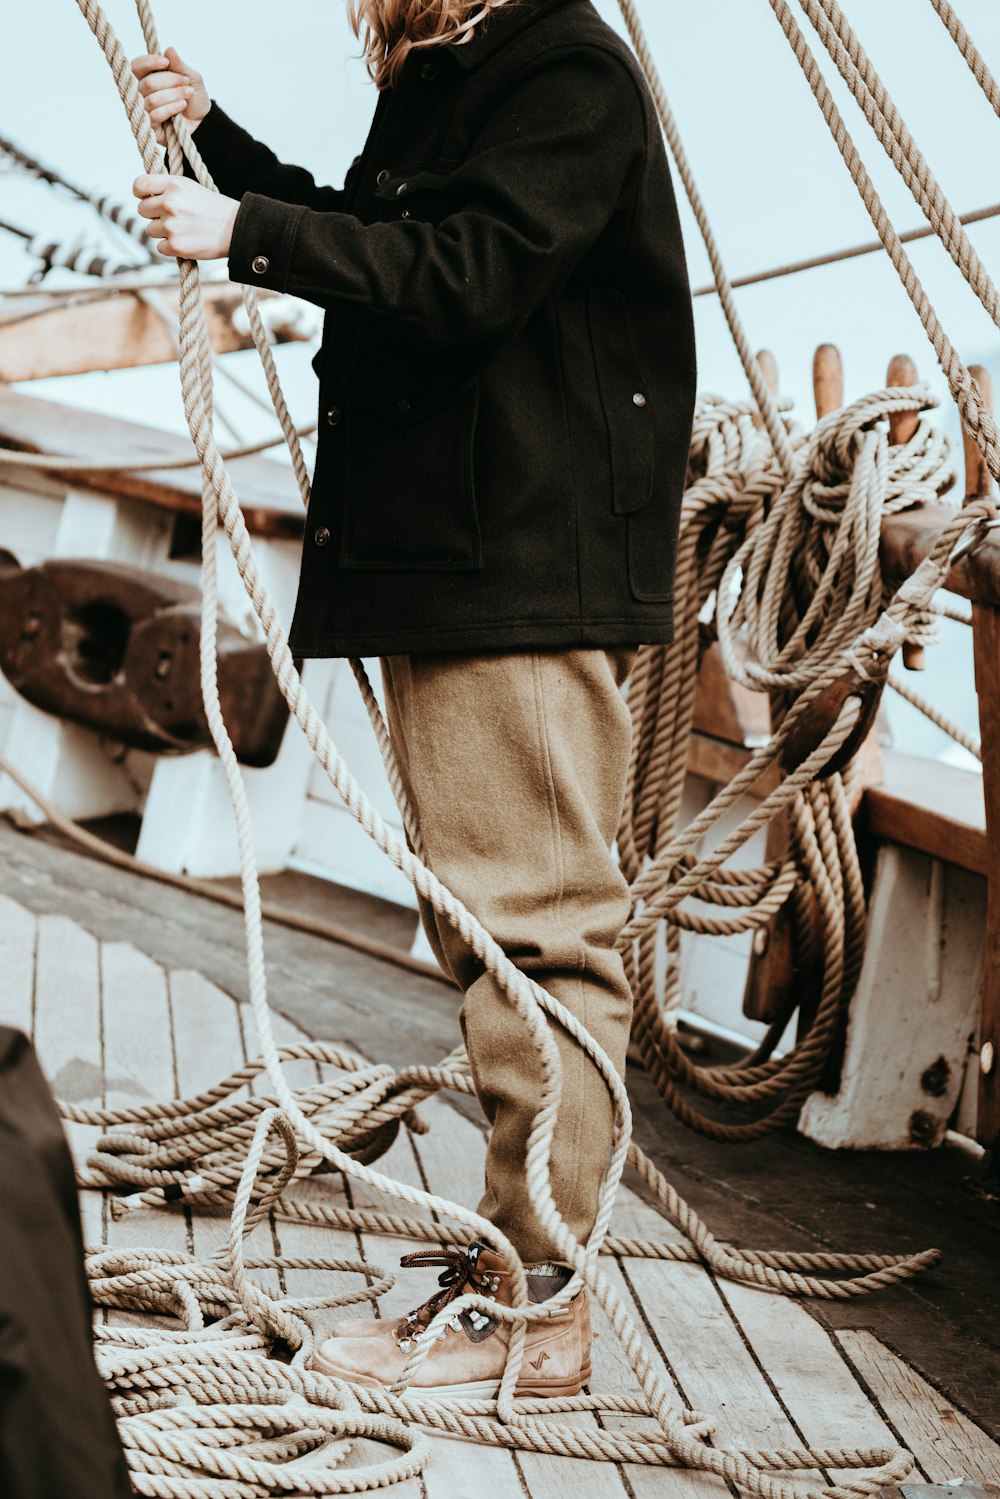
[[131, 0, 695, 1400]]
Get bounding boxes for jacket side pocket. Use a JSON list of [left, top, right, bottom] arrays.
[[341, 361, 482, 572], [588, 286, 674, 603]]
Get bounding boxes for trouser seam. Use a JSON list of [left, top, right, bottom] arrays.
[[531, 654, 588, 1233]]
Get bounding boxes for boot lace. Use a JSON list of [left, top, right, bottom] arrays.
[[395, 1243, 504, 1345]]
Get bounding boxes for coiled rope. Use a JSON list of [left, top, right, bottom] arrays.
[[40, 0, 1000, 1491], [610, 0, 994, 1138]]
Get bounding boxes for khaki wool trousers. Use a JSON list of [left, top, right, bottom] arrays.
[[380, 649, 636, 1266]]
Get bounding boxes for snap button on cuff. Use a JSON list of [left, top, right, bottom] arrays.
[[251, 255, 270, 275], [632, 392, 647, 408], [314, 527, 331, 547]]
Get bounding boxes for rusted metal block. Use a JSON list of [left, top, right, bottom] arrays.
[[0, 555, 289, 767], [780, 659, 886, 780]]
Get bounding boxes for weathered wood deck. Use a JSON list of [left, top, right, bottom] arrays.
[[3, 887, 1000, 1497]]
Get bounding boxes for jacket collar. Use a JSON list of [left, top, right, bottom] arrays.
[[446, 0, 584, 71]]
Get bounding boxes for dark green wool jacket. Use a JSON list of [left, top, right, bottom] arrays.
[[193, 0, 696, 657]]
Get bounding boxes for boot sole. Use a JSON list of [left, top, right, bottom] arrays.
[[312, 1351, 592, 1402]]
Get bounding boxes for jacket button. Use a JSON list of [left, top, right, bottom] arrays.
[[397, 398, 412, 417], [251, 254, 270, 275], [421, 61, 438, 81], [377, 169, 391, 185], [633, 392, 647, 408], [314, 526, 331, 547], [326, 406, 341, 426]]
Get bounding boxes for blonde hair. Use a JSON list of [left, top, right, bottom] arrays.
[[347, 0, 514, 90]]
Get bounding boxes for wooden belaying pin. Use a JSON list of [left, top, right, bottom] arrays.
[[887, 354, 927, 671], [813, 343, 843, 421], [752, 349, 779, 432], [963, 364, 995, 506]]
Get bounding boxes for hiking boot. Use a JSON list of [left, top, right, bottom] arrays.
[[311, 1242, 591, 1399]]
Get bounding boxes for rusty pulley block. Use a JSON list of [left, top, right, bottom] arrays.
[[779, 647, 888, 781], [0, 553, 290, 767]]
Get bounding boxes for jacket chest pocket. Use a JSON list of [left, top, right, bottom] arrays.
[[587, 287, 673, 603], [340, 369, 483, 572]]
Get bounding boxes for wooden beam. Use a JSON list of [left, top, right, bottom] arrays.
[[861, 749, 986, 877], [881, 505, 1000, 606], [0, 280, 310, 382], [963, 364, 1000, 1151], [887, 354, 928, 671], [686, 729, 781, 796], [0, 386, 304, 539], [742, 343, 846, 1026]]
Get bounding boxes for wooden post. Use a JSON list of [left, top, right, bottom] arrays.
[[743, 346, 843, 1026], [965, 365, 1000, 1151], [888, 355, 927, 671], [751, 349, 780, 432], [812, 343, 843, 418]]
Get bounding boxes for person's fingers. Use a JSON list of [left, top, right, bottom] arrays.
[[149, 96, 192, 125], [144, 219, 169, 239], [131, 52, 169, 81], [164, 46, 199, 82], [144, 85, 191, 110], [156, 240, 176, 257], [133, 174, 166, 202], [138, 71, 189, 98]]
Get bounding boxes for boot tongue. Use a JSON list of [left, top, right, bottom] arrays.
[[395, 1242, 509, 1344]]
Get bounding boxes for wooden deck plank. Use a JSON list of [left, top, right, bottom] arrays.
[[590, 1254, 726, 1499], [836, 1331, 1000, 1484], [0, 893, 36, 1036], [352, 1118, 443, 1325], [720, 1280, 902, 1485], [32, 912, 102, 1104], [101, 940, 187, 1326], [32, 912, 105, 1209], [102, 941, 176, 1107], [0, 386, 305, 537], [623, 1246, 824, 1496]]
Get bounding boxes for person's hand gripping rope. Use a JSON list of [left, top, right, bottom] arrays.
[[130, 46, 240, 261]]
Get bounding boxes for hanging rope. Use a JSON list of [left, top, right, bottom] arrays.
[[929, 0, 1000, 121]]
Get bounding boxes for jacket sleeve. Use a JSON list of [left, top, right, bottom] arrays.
[[184, 100, 353, 211], [225, 46, 646, 351]]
